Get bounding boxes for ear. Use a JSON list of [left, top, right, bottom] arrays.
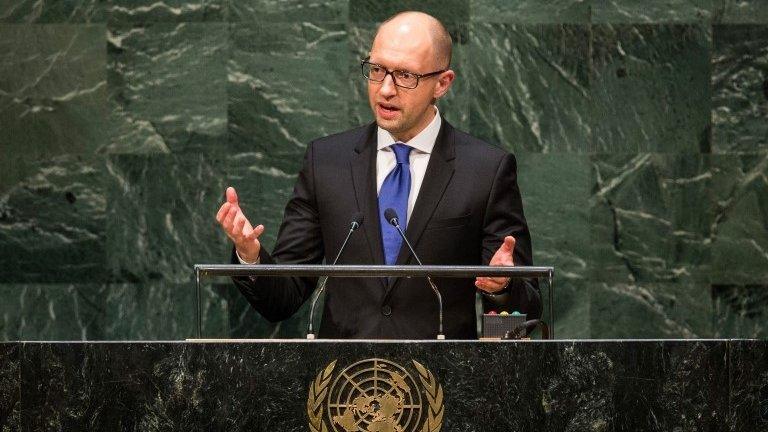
[[433, 69, 456, 100]]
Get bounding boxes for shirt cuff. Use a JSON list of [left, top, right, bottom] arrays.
[[236, 250, 260, 265]]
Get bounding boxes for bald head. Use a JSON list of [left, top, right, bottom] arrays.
[[374, 11, 452, 70]]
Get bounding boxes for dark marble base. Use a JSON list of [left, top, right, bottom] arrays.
[[1, 340, 765, 431]]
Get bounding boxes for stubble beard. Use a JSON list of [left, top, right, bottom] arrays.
[[375, 107, 421, 139], [376, 113, 409, 136]]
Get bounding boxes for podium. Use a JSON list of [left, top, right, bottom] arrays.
[[3, 266, 764, 431], [1, 339, 765, 431]]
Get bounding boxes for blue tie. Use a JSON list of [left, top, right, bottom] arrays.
[[379, 143, 413, 265]]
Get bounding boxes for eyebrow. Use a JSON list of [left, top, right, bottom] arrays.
[[367, 59, 422, 73]]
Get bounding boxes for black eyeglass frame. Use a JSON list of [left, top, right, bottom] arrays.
[[361, 58, 447, 89]]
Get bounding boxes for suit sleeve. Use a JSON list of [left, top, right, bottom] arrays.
[[231, 141, 324, 322], [480, 152, 542, 319]]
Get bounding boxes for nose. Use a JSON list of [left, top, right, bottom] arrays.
[[378, 73, 397, 97]]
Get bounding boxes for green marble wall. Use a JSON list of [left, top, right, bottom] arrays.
[[1, 0, 766, 340]]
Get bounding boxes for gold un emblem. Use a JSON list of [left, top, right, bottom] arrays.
[[307, 358, 444, 432]]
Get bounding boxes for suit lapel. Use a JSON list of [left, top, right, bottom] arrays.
[[386, 120, 456, 294], [350, 124, 387, 285]]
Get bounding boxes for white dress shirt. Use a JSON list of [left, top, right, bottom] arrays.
[[376, 106, 441, 221]]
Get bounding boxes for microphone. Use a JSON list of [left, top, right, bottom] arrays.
[[384, 208, 445, 340], [307, 212, 363, 339]]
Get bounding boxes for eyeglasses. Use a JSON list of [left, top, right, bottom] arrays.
[[361, 58, 447, 89]]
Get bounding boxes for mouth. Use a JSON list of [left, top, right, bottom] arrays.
[[377, 102, 401, 118]]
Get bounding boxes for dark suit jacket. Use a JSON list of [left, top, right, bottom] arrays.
[[232, 119, 540, 339]]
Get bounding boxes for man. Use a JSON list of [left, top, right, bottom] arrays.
[[216, 11, 540, 339]]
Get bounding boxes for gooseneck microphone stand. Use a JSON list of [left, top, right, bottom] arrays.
[[306, 214, 362, 339], [384, 208, 445, 340]]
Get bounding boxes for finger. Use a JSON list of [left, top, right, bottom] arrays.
[[233, 214, 247, 240], [475, 278, 506, 293], [246, 224, 265, 240], [476, 275, 505, 286], [226, 186, 239, 205], [222, 206, 239, 231], [503, 236, 516, 252], [475, 279, 499, 292], [505, 236, 516, 266], [475, 277, 494, 289], [216, 202, 231, 223]]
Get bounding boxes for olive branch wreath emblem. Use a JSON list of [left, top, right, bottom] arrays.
[[307, 360, 336, 432], [307, 359, 444, 432]]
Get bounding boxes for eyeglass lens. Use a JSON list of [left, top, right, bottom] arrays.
[[364, 63, 419, 88]]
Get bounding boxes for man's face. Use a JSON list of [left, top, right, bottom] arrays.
[[367, 23, 452, 142]]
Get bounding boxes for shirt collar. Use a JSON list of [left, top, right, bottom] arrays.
[[376, 106, 442, 154]]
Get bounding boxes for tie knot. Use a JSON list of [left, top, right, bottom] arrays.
[[391, 143, 412, 165]]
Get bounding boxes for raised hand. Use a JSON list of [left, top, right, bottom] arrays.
[[215, 187, 265, 263], [475, 235, 515, 293]]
